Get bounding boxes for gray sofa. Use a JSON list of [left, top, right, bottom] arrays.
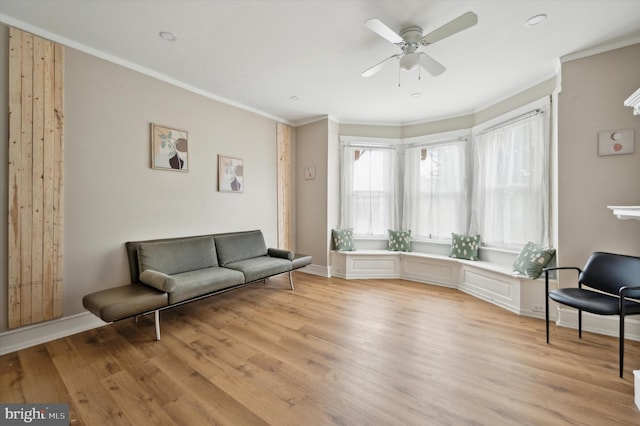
[[83, 230, 311, 339]]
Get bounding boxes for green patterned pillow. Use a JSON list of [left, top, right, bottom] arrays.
[[449, 233, 481, 261], [388, 229, 411, 252], [332, 228, 355, 251], [513, 241, 556, 279]]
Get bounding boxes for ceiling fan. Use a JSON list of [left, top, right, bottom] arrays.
[[362, 11, 478, 80]]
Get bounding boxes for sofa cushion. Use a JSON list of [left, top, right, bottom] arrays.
[[214, 230, 268, 266], [168, 267, 245, 304], [82, 284, 168, 322], [224, 257, 292, 283], [140, 269, 177, 292], [267, 248, 295, 260], [138, 236, 218, 276], [292, 253, 312, 269]]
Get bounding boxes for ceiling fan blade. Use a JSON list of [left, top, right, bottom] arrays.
[[365, 18, 403, 44], [361, 54, 401, 77], [420, 11, 478, 46], [418, 53, 446, 76]]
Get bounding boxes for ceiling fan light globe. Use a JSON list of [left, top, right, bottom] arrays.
[[399, 53, 419, 71]]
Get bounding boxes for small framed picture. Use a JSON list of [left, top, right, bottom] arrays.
[[218, 155, 244, 192], [151, 123, 188, 171]]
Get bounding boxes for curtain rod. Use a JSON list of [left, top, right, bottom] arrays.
[[404, 136, 468, 149], [479, 108, 543, 135]]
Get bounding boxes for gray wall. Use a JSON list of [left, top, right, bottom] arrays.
[[0, 23, 282, 331], [557, 43, 640, 279], [295, 119, 330, 267]]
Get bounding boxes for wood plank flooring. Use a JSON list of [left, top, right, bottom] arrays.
[[3, 273, 640, 425]]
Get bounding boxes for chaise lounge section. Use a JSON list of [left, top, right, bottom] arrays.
[[83, 230, 311, 340]]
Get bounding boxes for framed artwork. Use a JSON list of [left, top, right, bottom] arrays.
[[151, 123, 189, 171], [218, 155, 244, 192]]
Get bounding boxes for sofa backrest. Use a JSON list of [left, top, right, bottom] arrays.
[[126, 234, 213, 282], [137, 236, 218, 277], [125, 230, 268, 283], [214, 230, 267, 266]]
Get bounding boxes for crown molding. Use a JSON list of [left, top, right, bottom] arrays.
[[561, 32, 640, 63], [0, 13, 295, 127]]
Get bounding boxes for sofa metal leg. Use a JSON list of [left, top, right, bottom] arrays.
[[134, 315, 140, 324], [154, 310, 161, 341], [288, 271, 294, 290]]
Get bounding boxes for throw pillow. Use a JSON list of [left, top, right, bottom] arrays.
[[388, 229, 411, 252], [332, 228, 355, 251], [513, 241, 556, 279], [449, 233, 481, 261]]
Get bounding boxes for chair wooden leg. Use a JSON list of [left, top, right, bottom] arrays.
[[288, 271, 294, 290]]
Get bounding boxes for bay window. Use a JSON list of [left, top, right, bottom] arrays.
[[338, 97, 551, 250]]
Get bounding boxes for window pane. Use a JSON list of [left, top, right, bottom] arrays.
[[470, 112, 548, 248], [404, 141, 467, 240], [341, 146, 397, 237]]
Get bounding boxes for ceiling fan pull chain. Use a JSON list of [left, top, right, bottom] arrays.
[[418, 55, 422, 80], [398, 65, 401, 87]]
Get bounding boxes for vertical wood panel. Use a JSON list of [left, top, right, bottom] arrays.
[[8, 27, 23, 329], [32, 36, 45, 324], [20, 32, 34, 326], [53, 43, 65, 318], [43, 40, 56, 320], [276, 123, 292, 250], [8, 27, 64, 328]]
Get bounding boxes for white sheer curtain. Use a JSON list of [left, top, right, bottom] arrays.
[[340, 144, 398, 236], [470, 110, 549, 248], [403, 140, 468, 239]]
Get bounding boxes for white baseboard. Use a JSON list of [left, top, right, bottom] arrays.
[[555, 307, 640, 342], [298, 264, 330, 277], [0, 312, 107, 355]]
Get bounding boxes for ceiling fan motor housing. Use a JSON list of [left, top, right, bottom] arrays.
[[399, 26, 423, 70], [399, 26, 423, 45]]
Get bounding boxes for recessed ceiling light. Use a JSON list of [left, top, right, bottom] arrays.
[[525, 14, 547, 27], [411, 92, 421, 98], [159, 31, 177, 42]]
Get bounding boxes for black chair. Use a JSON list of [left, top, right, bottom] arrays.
[[544, 252, 640, 377]]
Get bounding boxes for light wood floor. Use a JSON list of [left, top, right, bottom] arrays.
[[3, 273, 640, 425]]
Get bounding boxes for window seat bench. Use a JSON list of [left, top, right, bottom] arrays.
[[330, 249, 557, 319]]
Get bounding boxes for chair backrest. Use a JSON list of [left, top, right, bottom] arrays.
[[580, 252, 640, 298]]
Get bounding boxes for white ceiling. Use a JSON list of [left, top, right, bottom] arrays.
[[2, 0, 640, 126]]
